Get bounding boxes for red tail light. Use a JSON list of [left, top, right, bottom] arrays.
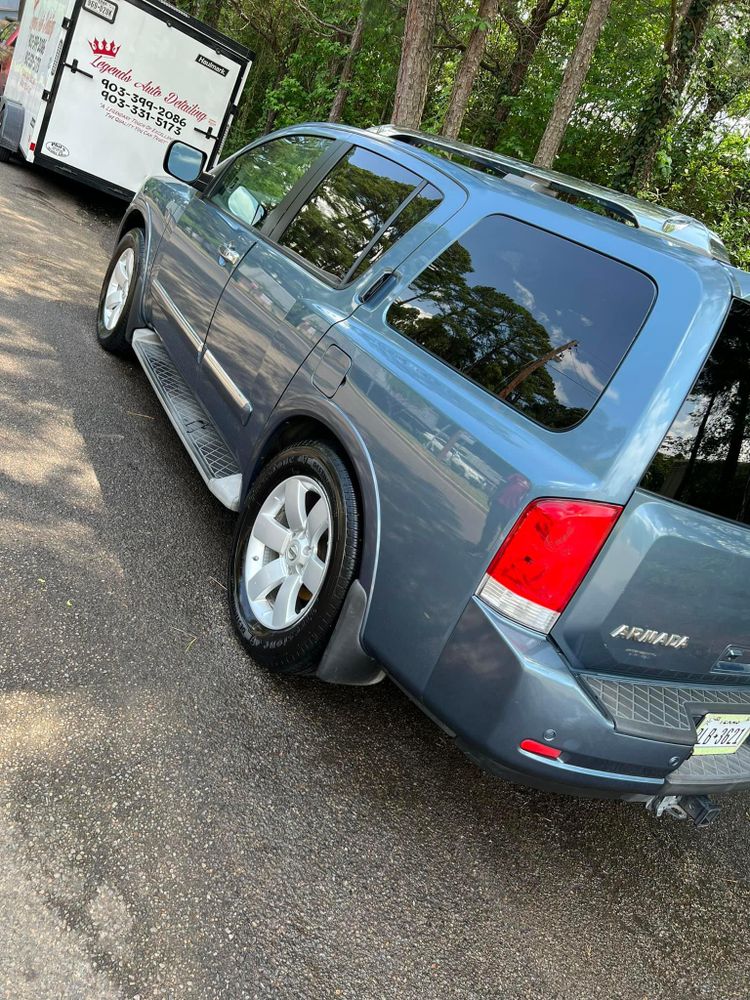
[[477, 498, 623, 633]]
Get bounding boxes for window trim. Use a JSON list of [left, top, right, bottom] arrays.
[[200, 132, 446, 293], [384, 212, 658, 434], [201, 133, 347, 236], [341, 179, 432, 284], [269, 145, 440, 288]]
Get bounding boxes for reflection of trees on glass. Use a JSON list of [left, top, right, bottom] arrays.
[[280, 148, 421, 280], [642, 301, 750, 525], [211, 135, 333, 225], [349, 184, 442, 281], [388, 239, 587, 429]]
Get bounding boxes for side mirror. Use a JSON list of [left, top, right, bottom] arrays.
[[227, 185, 265, 227], [164, 141, 208, 187]]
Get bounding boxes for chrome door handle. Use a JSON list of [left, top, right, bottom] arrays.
[[218, 243, 241, 267]]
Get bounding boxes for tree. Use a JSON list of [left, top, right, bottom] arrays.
[[329, 1, 369, 122], [442, 0, 500, 139], [534, 0, 613, 167], [392, 0, 440, 127], [616, 0, 718, 191], [202, 0, 224, 27], [486, 0, 568, 146]]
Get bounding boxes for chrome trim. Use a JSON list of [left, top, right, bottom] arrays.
[[202, 349, 253, 424], [151, 278, 203, 352]]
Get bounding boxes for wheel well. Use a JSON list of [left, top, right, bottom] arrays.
[[118, 209, 146, 240], [253, 417, 355, 487], [250, 415, 367, 535]]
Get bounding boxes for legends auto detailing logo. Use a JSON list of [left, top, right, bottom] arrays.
[[89, 38, 121, 58]]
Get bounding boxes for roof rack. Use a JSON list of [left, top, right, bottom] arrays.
[[370, 125, 730, 264]]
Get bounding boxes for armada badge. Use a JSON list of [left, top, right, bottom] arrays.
[[610, 624, 689, 649]]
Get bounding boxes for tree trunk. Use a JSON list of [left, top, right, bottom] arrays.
[[617, 0, 716, 192], [487, 0, 564, 146], [533, 0, 612, 168], [202, 0, 223, 29], [392, 0, 440, 128], [441, 0, 500, 140], [329, 5, 368, 123]]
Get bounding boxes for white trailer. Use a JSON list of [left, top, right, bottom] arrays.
[[0, 0, 252, 197]]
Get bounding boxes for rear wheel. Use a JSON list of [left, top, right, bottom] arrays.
[[0, 146, 10, 164], [228, 441, 360, 676], [96, 229, 144, 354]]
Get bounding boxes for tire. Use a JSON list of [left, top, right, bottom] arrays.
[[0, 146, 10, 164], [96, 229, 144, 354], [228, 440, 360, 676]]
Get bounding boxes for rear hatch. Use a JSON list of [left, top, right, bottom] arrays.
[[554, 298, 750, 684]]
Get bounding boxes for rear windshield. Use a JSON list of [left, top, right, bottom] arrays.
[[386, 215, 656, 429], [641, 299, 750, 525]]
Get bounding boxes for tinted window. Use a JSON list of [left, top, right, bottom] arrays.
[[386, 215, 655, 429], [642, 300, 750, 525], [279, 146, 423, 281], [210, 135, 333, 229], [349, 183, 442, 281]]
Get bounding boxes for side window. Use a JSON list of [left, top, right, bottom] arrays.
[[278, 146, 440, 282], [641, 300, 750, 525], [348, 183, 442, 282], [387, 215, 655, 430], [209, 134, 334, 229]]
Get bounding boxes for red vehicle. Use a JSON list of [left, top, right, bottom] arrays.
[[0, 22, 18, 98]]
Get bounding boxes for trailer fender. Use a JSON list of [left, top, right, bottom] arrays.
[[0, 100, 24, 154]]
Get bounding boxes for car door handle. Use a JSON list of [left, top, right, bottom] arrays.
[[218, 244, 241, 267], [360, 270, 398, 304]]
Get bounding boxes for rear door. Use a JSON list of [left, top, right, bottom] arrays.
[[554, 298, 750, 683], [198, 138, 464, 449], [39, 0, 249, 192]]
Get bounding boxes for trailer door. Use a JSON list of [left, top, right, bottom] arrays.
[[39, 0, 249, 194]]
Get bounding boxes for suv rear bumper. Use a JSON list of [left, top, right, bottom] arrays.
[[422, 597, 750, 799]]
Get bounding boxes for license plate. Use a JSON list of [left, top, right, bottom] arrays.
[[693, 714, 750, 756]]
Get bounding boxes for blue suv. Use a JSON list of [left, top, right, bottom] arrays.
[[98, 123, 750, 825]]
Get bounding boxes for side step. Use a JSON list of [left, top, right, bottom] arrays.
[[131, 328, 242, 511]]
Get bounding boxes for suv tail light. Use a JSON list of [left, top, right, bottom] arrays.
[[477, 499, 623, 633]]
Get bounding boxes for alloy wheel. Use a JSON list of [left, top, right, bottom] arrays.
[[102, 247, 135, 331], [243, 474, 333, 630]]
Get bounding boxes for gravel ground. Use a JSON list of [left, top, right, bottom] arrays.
[[0, 158, 749, 1000]]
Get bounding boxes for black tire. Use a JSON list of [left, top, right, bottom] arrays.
[[0, 146, 10, 164], [96, 229, 144, 355], [228, 440, 360, 676]]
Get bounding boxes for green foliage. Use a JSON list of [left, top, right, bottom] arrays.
[[177, 0, 750, 266]]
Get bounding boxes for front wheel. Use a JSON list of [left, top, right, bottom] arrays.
[[96, 229, 144, 354], [228, 441, 361, 676]]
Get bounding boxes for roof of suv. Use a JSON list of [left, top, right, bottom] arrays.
[[368, 124, 731, 265]]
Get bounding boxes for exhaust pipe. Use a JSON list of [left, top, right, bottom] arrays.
[[645, 794, 721, 828]]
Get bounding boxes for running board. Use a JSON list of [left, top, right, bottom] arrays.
[[131, 328, 242, 511]]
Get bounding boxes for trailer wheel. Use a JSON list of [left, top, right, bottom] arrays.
[[97, 229, 145, 355]]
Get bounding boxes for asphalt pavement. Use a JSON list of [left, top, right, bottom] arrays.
[[0, 159, 749, 1000]]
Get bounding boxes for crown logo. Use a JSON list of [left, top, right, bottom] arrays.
[[89, 38, 121, 58]]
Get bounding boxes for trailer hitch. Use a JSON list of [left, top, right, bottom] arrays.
[[645, 794, 721, 828]]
